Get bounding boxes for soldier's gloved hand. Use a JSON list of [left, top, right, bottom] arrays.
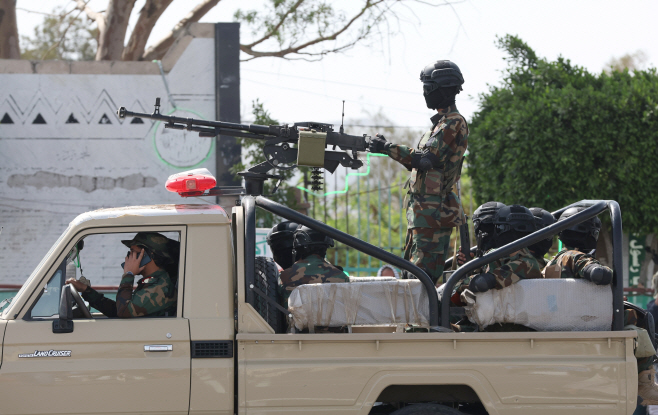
[[468, 273, 497, 293], [582, 263, 613, 285], [369, 134, 389, 154]]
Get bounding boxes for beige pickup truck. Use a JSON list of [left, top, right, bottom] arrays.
[[0, 194, 643, 415]]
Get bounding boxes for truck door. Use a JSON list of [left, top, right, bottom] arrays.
[[0, 229, 191, 415]]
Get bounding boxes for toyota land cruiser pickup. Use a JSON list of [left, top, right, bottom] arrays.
[[0, 194, 642, 415]]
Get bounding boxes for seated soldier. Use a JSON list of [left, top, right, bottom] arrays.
[[528, 207, 556, 267], [456, 201, 505, 265], [544, 207, 658, 405], [279, 225, 349, 308], [67, 232, 179, 318], [542, 207, 611, 284], [266, 221, 300, 270], [464, 204, 542, 294]]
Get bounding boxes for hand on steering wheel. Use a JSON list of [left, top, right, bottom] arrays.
[[66, 280, 92, 319]]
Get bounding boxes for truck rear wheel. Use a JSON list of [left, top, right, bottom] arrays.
[[254, 256, 285, 333], [390, 404, 463, 415]]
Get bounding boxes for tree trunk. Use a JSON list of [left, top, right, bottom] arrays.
[[0, 0, 20, 59], [142, 0, 221, 61], [96, 0, 137, 60], [122, 0, 173, 61]]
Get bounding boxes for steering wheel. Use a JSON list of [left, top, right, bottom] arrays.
[[68, 283, 92, 319]]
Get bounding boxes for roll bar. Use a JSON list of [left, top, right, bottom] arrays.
[[440, 200, 624, 330], [245, 196, 440, 327], [243, 197, 624, 332]]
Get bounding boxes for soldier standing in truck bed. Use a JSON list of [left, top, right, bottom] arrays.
[[369, 60, 469, 285]]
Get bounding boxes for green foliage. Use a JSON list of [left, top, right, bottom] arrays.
[[469, 35, 658, 234], [20, 8, 97, 61]]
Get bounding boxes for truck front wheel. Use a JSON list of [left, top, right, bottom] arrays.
[[390, 404, 463, 415]]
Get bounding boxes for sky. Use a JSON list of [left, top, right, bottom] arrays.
[[15, 0, 658, 131]]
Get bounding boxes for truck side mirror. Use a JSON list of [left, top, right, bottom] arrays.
[[52, 285, 74, 333]]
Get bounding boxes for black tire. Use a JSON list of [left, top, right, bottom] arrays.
[[390, 404, 463, 415], [254, 256, 285, 333]]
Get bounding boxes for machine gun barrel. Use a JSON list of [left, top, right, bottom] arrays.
[[117, 106, 277, 138], [117, 98, 373, 196]]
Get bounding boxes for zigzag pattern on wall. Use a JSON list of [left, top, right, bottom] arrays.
[[0, 89, 150, 126]]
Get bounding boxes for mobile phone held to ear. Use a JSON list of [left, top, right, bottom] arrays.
[[120, 250, 151, 270]]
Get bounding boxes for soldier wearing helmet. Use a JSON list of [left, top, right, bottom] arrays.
[[464, 205, 542, 294], [528, 207, 556, 267], [542, 207, 612, 284], [266, 221, 300, 270], [369, 60, 469, 284], [278, 225, 349, 307], [67, 232, 179, 318]]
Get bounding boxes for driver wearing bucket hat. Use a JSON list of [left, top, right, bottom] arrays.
[[68, 232, 179, 318]]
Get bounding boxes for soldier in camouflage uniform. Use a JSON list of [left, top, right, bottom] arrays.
[[543, 207, 658, 405], [542, 207, 612, 284], [279, 226, 349, 307], [528, 207, 556, 267], [266, 221, 300, 270], [462, 205, 541, 294], [370, 60, 468, 285], [68, 232, 178, 317]]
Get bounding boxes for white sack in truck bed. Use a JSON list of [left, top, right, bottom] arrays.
[[288, 280, 429, 330], [463, 278, 613, 331]]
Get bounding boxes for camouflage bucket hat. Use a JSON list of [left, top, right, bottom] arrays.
[[121, 232, 178, 264]]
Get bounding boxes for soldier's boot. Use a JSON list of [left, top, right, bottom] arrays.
[[638, 367, 658, 405]]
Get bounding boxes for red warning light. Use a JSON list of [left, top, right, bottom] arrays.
[[165, 168, 216, 196]]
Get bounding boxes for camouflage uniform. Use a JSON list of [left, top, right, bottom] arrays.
[[279, 254, 349, 307], [81, 232, 178, 318], [543, 249, 601, 279], [456, 247, 542, 296], [532, 253, 549, 269], [82, 270, 176, 317], [385, 105, 469, 284]]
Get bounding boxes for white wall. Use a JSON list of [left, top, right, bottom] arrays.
[[0, 24, 217, 286]]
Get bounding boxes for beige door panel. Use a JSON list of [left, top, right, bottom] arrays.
[[0, 318, 190, 415]]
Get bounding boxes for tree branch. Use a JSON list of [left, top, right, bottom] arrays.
[[122, 0, 173, 61], [142, 0, 222, 61], [74, 0, 106, 36], [0, 0, 21, 58], [40, 9, 85, 60], [242, 0, 305, 49], [240, 0, 384, 60]]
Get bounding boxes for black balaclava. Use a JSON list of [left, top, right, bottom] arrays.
[[425, 86, 458, 110]]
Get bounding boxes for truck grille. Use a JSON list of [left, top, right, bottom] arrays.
[[191, 341, 233, 358]]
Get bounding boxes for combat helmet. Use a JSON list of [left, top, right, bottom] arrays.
[[292, 225, 334, 261], [557, 207, 602, 251], [491, 205, 537, 249], [529, 207, 556, 257], [266, 221, 299, 269], [472, 202, 506, 254], [420, 60, 464, 97]]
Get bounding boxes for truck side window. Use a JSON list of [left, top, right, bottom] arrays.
[[30, 268, 66, 318]]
